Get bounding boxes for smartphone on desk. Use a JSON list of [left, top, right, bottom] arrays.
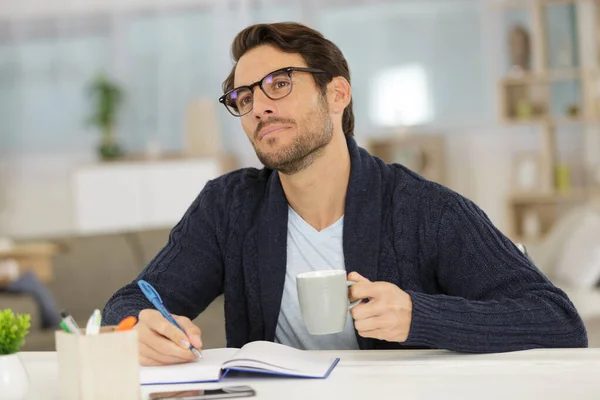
[[149, 386, 255, 400]]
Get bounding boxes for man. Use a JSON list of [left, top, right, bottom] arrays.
[[103, 22, 587, 366]]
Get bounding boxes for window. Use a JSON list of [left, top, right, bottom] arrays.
[[369, 65, 432, 127]]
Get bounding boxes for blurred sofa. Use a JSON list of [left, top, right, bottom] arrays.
[[0, 229, 226, 351]]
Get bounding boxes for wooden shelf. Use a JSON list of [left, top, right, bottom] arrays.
[[0, 242, 62, 283], [546, 68, 583, 80], [501, 116, 600, 125], [501, 69, 583, 85], [542, 0, 591, 5], [507, 188, 600, 244], [499, 0, 600, 243], [0, 242, 61, 259], [500, 118, 548, 126], [552, 117, 600, 125], [508, 188, 600, 204], [501, 75, 547, 85]]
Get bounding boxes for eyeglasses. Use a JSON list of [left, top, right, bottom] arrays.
[[219, 66, 327, 117]]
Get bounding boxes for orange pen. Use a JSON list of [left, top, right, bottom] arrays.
[[115, 316, 138, 332]]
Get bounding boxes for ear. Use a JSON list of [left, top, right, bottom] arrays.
[[327, 76, 351, 115]]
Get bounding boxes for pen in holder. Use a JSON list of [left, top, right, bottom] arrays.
[[55, 327, 141, 400]]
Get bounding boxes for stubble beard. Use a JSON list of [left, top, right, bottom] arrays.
[[254, 98, 334, 175]]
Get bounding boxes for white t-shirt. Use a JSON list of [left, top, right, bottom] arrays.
[[274, 207, 359, 350]]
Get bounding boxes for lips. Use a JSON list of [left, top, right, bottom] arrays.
[[258, 125, 289, 140]]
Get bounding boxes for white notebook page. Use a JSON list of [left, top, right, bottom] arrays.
[[140, 348, 238, 385], [222, 341, 337, 376]]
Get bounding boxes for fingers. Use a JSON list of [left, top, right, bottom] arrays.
[[350, 299, 386, 320], [136, 321, 196, 364], [349, 281, 388, 302], [347, 281, 413, 343], [138, 342, 194, 365], [174, 315, 203, 349], [353, 312, 405, 341], [139, 356, 162, 367], [141, 309, 191, 349], [347, 272, 369, 283], [353, 314, 388, 333], [348, 282, 370, 302], [137, 309, 199, 366], [355, 328, 388, 341]]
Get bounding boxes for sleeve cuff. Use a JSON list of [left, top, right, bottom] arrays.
[[403, 291, 444, 348]]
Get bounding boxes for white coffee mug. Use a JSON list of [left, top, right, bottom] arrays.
[[296, 269, 361, 335]]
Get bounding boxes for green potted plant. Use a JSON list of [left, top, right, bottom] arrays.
[[0, 309, 30, 400], [87, 73, 124, 161]]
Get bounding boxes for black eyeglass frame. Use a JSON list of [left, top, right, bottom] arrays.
[[218, 66, 328, 117]]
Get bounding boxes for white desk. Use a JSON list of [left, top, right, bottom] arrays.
[[20, 349, 600, 400]]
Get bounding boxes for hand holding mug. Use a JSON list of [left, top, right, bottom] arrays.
[[348, 272, 413, 342]]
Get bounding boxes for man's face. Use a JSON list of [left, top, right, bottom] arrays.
[[233, 45, 333, 175]]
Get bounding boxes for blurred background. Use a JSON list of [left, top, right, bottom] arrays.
[[2, 0, 600, 350]]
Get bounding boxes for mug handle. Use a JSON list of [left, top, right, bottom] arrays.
[[347, 280, 361, 309]]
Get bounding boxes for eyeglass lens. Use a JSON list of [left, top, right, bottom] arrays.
[[224, 69, 293, 116]]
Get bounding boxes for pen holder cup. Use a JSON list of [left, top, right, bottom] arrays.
[[55, 329, 141, 400]]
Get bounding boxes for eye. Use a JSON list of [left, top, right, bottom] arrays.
[[240, 95, 252, 105], [275, 80, 290, 89], [234, 92, 252, 107]]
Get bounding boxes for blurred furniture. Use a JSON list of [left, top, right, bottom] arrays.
[[507, 189, 600, 243], [497, 0, 600, 243], [366, 134, 446, 185], [526, 202, 600, 347], [184, 99, 222, 158], [71, 157, 232, 235], [0, 241, 61, 349], [0, 229, 226, 351], [0, 242, 60, 283]]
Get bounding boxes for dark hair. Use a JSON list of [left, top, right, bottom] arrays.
[[222, 22, 354, 137]]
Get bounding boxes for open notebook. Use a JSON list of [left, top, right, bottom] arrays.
[[140, 341, 340, 385]]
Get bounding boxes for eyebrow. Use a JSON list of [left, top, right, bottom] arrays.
[[234, 67, 284, 89]]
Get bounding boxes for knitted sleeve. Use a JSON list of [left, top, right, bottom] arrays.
[[404, 196, 588, 353], [102, 180, 225, 325]]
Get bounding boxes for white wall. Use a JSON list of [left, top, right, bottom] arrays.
[[0, 0, 216, 19], [0, 153, 91, 239]]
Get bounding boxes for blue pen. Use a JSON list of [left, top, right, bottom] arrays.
[[137, 280, 202, 359]]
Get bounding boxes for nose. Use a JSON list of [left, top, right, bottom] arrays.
[[250, 87, 276, 119]]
